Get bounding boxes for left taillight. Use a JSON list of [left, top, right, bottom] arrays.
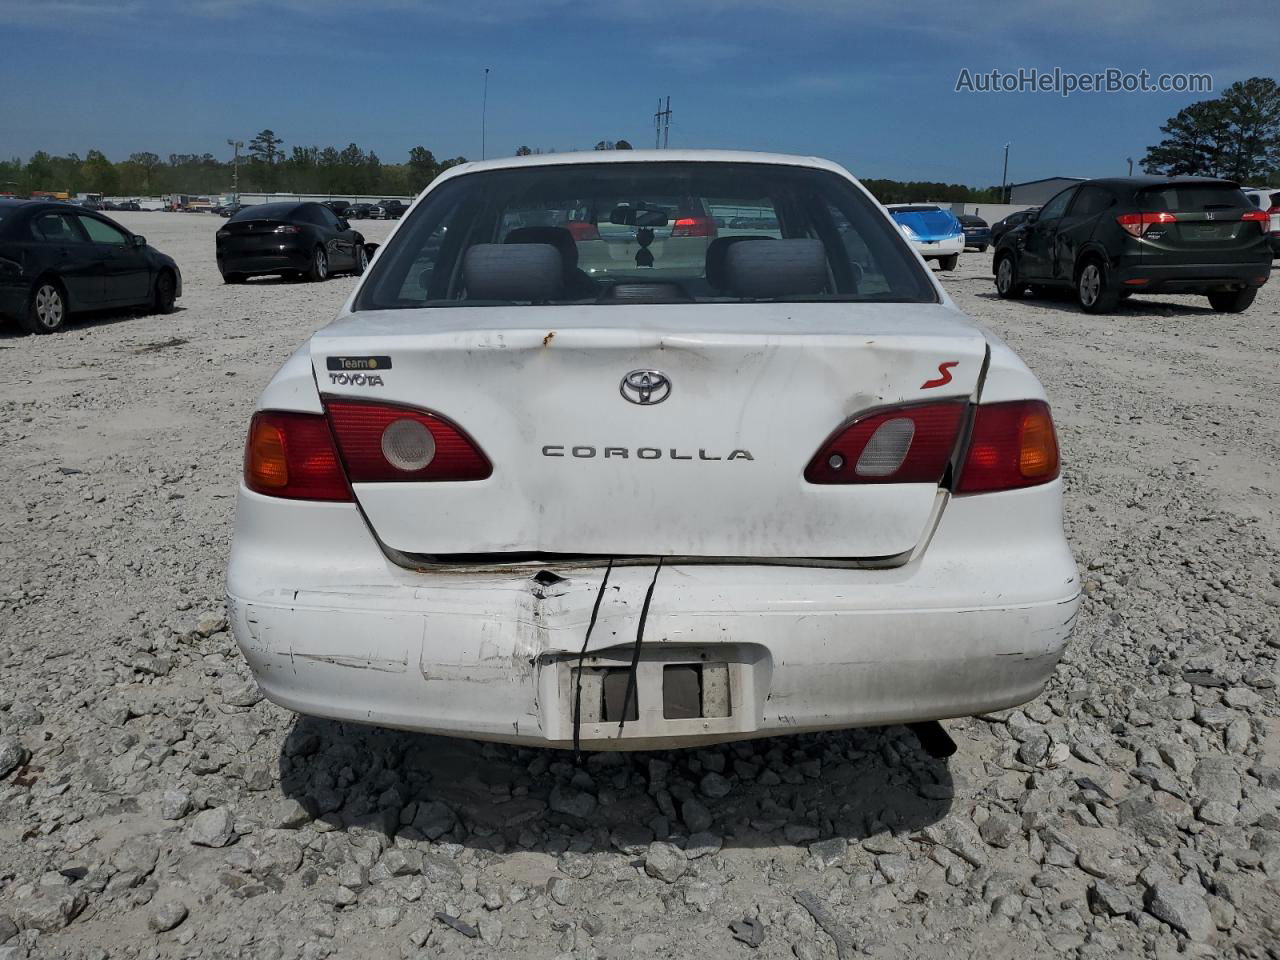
[[244, 411, 351, 501], [324, 400, 492, 482]]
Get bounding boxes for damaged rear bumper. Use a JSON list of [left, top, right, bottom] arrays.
[[226, 482, 1080, 750]]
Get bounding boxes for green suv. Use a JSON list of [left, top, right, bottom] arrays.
[[992, 177, 1272, 314]]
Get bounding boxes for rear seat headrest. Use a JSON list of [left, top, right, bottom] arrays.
[[505, 226, 579, 271], [704, 235, 771, 291], [722, 237, 827, 299], [463, 243, 564, 301]]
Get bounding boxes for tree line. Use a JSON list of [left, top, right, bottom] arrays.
[[0, 131, 469, 198], [1142, 76, 1280, 184]]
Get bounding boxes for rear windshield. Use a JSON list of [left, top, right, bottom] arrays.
[[230, 203, 296, 221], [890, 205, 943, 215], [355, 161, 936, 309], [1138, 184, 1249, 213]]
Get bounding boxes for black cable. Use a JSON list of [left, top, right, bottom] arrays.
[[572, 558, 613, 760], [617, 556, 663, 735]]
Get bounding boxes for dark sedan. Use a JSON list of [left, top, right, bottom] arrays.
[[321, 199, 353, 217], [0, 199, 181, 334], [215, 201, 368, 283], [345, 203, 374, 220], [991, 207, 1040, 244], [957, 214, 992, 252]]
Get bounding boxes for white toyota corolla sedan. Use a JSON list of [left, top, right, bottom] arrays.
[[226, 150, 1080, 751]]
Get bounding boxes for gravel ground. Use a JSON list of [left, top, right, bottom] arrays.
[[1, 212, 1278, 960]]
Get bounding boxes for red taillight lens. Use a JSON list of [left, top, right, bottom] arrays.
[[325, 400, 492, 482], [566, 221, 600, 241], [956, 400, 1059, 494], [670, 216, 717, 238], [244, 411, 351, 501], [1116, 211, 1177, 237], [1241, 210, 1268, 224], [805, 400, 967, 484]]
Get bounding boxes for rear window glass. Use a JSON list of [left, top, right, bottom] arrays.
[[1139, 185, 1249, 213], [230, 203, 298, 221], [890, 205, 942, 214], [356, 161, 936, 309]]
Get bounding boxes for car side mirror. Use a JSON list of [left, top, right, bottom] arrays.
[[365, 242, 380, 259], [1025, 211, 1038, 223], [131, 235, 146, 248], [337, 218, 350, 231]]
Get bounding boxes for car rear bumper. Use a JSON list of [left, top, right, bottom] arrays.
[[217, 245, 310, 275], [0, 282, 27, 319], [1114, 260, 1271, 291], [226, 480, 1080, 750], [911, 236, 965, 258]]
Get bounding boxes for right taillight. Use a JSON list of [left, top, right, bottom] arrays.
[[956, 400, 1059, 494], [244, 411, 351, 501], [804, 400, 968, 484], [324, 400, 491, 483]]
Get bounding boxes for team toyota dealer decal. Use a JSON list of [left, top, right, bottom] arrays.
[[326, 356, 390, 386]]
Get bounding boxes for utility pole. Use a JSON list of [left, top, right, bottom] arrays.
[[227, 139, 243, 201], [654, 97, 672, 149], [1000, 142, 1010, 203], [481, 67, 490, 161], [1127, 157, 1134, 176]]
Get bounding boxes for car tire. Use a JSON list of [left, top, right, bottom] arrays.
[[1207, 287, 1257, 312], [352, 238, 369, 276], [994, 252, 1025, 299], [976, 244, 988, 253], [154, 270, 177, 314], [1076, 257, 1119, 314], [938, 254, 959, 271], [22, 278, 68, 334], [222, 272, 246, 284], [306, 247, 329, 283]]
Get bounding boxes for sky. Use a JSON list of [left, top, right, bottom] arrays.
[[1, 0, 1274, 187]]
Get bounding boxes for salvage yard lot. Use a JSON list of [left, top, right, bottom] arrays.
[[1, 212, 1278, 958]]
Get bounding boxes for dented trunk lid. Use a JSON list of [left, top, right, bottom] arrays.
[[311, 302, 988, 560]]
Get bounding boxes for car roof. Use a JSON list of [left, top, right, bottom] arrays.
[[430, 149, 853, 186], [1081, 175, 1241, 189]]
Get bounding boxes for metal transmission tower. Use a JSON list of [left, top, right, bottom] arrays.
[[654, 97, 672, 148], [227, 139, 244, 201]]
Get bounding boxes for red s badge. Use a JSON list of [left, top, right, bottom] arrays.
[[921, 362, 958, 389]]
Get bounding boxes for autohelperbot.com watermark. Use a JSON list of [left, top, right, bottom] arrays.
[[955, 67, 1213, 98]]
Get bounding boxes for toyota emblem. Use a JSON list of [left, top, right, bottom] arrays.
[[620, 369, 671, 405]]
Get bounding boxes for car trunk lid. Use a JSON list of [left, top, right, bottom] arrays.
[[310, 302, 988, 561]]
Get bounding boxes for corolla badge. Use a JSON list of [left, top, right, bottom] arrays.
[[620, 369, 671, 405]]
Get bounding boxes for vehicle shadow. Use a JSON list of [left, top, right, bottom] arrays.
[[970, 287, 1221, 317], [275, 717, 954, 856], [0, 305, 186, 340]]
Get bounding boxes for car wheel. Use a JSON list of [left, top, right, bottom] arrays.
[[938, 254, 959, 272], [222, 272, 246, 284], [307, 247, 329, 283], [154, 270, 177, 314], [976, 244, 988, 253], [1207, 287, 1257, 313], [22, 279, 68, 334], [994, 252, 1025, 299], [352, 239, 369, 276], [1076, 258, 1119, 313]]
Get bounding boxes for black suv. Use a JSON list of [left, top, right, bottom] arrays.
[[993, 177, 1272, 313]]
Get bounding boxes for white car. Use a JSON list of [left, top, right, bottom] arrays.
[[227, 150, 1080, 751], [885, 203, 966, 270]]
